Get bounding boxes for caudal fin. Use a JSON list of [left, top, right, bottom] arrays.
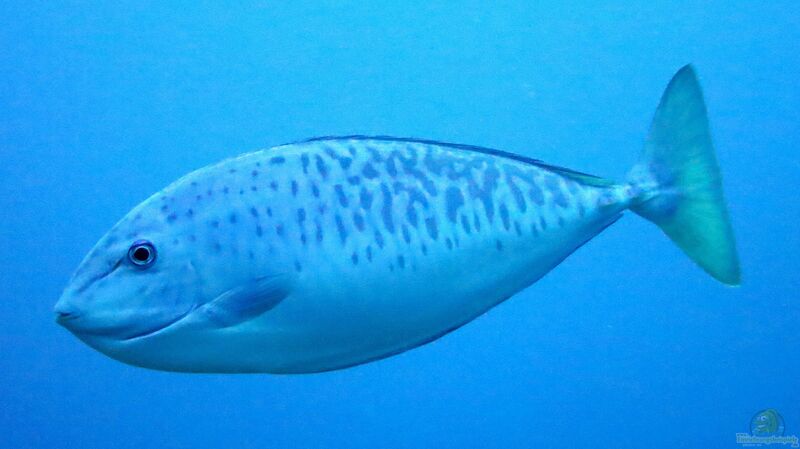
[[627, 65, 741, 285]]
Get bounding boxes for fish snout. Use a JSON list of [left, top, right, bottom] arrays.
[[54, 296, 82, 327]]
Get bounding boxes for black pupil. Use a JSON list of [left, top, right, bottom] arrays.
[[133, 246, 151, 262]]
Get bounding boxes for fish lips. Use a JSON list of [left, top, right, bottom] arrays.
[[54, 302, 195, 342]]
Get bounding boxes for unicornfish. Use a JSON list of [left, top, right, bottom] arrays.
[[55, 66, 740, 373]]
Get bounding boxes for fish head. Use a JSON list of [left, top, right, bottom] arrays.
[[54, 199, 205, 355]]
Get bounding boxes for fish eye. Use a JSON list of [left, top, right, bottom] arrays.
[[128, 240, 157, 268]]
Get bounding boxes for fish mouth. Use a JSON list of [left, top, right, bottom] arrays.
[[56, 303, 197, 343], [120, 305, 197, 342], [55, 310, 80, 324]]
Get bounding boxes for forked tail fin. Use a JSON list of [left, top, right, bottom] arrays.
[[627, 65, 741, 285]]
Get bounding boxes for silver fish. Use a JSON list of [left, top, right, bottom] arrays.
[[55, 65, 740, 373]]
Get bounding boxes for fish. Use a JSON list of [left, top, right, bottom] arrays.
[[55, 65, 740, 373]]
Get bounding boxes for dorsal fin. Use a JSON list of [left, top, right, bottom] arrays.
[[295, 135, 615, 187]]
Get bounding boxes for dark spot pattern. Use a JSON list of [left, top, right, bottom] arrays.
[[499, 203, 510, 231], [335, 185, 348, 207], [461, 215, 471, 234], [380, 183, 394, 233], [545, 175, 569, 208], [315, 221, 323, 242], [315, 155, 329, 179], [362, 163, 379, 179], [445, 186, 464, 223], [335, 215, 347, 244], [359, 187, 373, 210], [353, 212, 365, 231], [425, 217, 438, 240]]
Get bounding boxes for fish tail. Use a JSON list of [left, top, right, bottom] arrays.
[[627, 65, 741, 285]]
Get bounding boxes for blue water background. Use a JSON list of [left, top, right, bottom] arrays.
[[1, 2, 798, 448]]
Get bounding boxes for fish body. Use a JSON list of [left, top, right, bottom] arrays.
[[56, 66, 740, 373]]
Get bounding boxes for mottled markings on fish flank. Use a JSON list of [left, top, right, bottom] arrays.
[[461, 215, 471, 234], [545, 175, 569, 208], [401, 225, 411, 244], [142, 139, 604, 282], [362, 163, 379, 179], [425, 217, 438, 240], [359, 187, 373, 210], [499, 203, 510, 231], [315, 221, 323, 242], [335, 215, 347, 244], [324, 146, 353, 170], [380, 183, 394, 233], [386, 157, 398, 177], [445, 186, 464, 223], [315, 155, 329, 179], [353, 212, 365, 232], [335, 185, 348, 207]]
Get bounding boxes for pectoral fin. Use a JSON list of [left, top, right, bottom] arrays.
[[198, 274, 292, 328]]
